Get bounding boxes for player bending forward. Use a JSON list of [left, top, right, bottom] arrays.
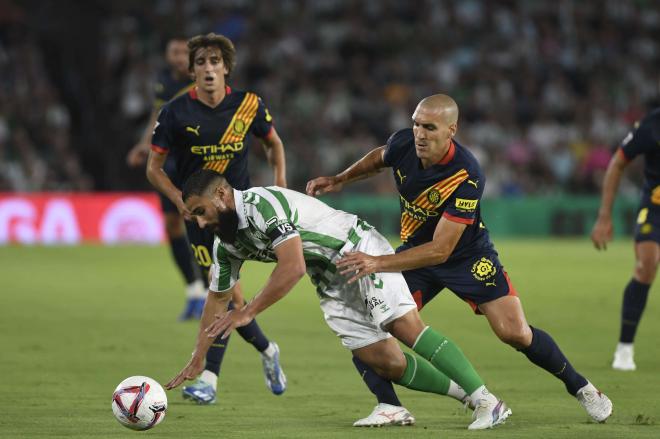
[[166, 169, 512, 430]]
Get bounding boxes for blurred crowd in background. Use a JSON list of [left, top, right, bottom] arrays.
[[0, 0, 658, 197]]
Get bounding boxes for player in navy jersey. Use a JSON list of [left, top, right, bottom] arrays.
[[147, 33, 287, 405], [307, 94, 612, 426], [126, 36, 205, 321], [591, 107, 660, 371]]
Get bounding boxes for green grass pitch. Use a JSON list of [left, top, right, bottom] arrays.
[[0, 240, 658, 438]]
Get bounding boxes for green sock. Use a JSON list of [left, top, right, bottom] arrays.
[[395, 352, 451, 395], [413, 326, 484, 394]]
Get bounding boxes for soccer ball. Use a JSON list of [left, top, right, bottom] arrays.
[[111, 376, 167, 430]]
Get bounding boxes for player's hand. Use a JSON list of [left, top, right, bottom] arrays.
[[175, 198, 192, 221], [205, 308, 253, 340], [591, 217, 613, 251], [164, 355, 205, 390], [126, 142, 150, 167], [337, 251, 381, 283], [306, 176, 343, 197]]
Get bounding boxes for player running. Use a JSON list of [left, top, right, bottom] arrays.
[[591, 106, 660, 371], [166, 169, 511, 430], [307, 94, 612, 426], [147, 33, 287, 404], [126, 36, 205, 321]]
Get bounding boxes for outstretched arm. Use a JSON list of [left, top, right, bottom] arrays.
[[206, 236, 306, 338], [165, 289, 233, 389], [306, 146, 387, 196], [260, 128, 287, 187], [338, 217, 466, 283], [591, 151, 628, 250]]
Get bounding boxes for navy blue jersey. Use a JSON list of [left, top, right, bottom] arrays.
[[151, 86, 274, 190], [619, 107, 660, 208], [153, 68, 194, 110], [383, 128, 494, 262]]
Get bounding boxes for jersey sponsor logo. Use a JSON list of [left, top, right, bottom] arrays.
[[265, 216, 279, 227], [186, 125, 201, 136], [455, 198, 478, 211], [276, 222, 294, 234], [400, 196, 439, 221], [471, 257, 497, 281], [190, 142, 245, 155]]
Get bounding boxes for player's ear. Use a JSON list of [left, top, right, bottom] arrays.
[[449, 122, 457, 137]]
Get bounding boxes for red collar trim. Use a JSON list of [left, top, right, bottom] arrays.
[[437, 141, 455, 165], [189, 85, 231, 100]]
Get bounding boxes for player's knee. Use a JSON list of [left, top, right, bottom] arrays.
[[635, 260, 658, 284], [497, 324, 532, 349], [373, 354, 407, 381]]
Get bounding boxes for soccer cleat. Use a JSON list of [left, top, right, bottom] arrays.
[[468, 399, 511, 430], [353, 403, 416, 427], [261, 342, 287, 395], [191, 298, 205, 319], [612, 344, 636, 371], [181, 379, 216, 405], [178, 298, 205, 321], [576, 382, 612, 423]]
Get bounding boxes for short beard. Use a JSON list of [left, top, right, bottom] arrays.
[[214, 208, 239, 244]]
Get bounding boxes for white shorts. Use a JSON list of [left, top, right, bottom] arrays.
[[321, 228, 417, 350]]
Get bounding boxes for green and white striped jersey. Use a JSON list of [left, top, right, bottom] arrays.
[[209, 187, 370, 296]]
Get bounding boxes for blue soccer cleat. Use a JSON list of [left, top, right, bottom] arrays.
[[261, 342, 287, 395], [178, 298, 205, 321], [182, 379, 216, 404]]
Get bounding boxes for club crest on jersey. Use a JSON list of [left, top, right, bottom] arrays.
[[233, 119, 247, 135], [471, 257, 496, 281], [427, 189, 441, 205], [652, 186, 660, 205]]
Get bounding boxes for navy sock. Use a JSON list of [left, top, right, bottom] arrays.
[[352, 355, 402, 406], [620, 278, 650, 343], [169, 235, 199, 285], [520, 326, 588, 396], [228, 301, 270, 352], [205, 333, 230, 375]]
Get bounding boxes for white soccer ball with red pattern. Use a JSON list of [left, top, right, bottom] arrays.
[[111, 376, 167, 430]]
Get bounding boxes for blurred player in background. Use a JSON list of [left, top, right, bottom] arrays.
[[591, 106, 660, 371], [147, 33, 287, 404], [166, 169, 511, 431], [307, 94, 612, 426], [126, 36, 205, 321]]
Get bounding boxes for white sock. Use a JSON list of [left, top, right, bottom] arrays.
[[470, 385, 497, 404], [186, 280, 206, 299], [446, 380, 468, 402], [262, 342, 277, 357], [200, 370, 218, 391]]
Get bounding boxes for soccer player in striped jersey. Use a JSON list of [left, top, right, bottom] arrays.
[[591, 106, 660, 371], [147, 33, 287, 404], [165, 169, 511, 430], [126, 36, 205, 321], [307, 94, 612, 425]]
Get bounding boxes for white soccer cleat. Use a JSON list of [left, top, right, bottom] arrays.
[[612, 344, 636, 371], [467, 399, 511, 430], [576, 382, 612, 423], [353, 403, 415, 427]]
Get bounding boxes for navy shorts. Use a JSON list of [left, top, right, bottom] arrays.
[[158, 157, 181, 214], [634, 204, 660, 244], [185, 220, 215, 284], [399, 247, 517, 314]]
